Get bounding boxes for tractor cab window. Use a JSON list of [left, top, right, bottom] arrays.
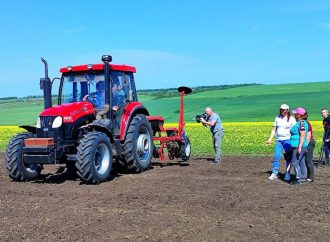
[[111, 71, 136, 106], [61, 73, 105, 108]]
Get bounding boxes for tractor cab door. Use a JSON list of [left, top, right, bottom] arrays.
[[111, 71, 137, 136]]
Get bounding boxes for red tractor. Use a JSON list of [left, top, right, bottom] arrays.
[[4, 55, 191, 184]]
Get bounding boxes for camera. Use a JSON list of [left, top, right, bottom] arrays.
[[194, 113, 208, 123]]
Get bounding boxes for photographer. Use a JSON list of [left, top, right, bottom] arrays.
[[321, 108, 330, 164], [200, 107, 224, 164]]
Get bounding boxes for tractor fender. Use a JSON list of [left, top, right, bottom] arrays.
[[85, 124, 114, 143], [119, 102, 149, 141], [19, 125, 37, 134]]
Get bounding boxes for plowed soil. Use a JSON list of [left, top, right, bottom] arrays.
[[0, 153, 329, 241]]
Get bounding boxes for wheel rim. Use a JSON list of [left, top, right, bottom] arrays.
[[25, 164, 38, 173], [185, 142, 191, 157], [94, 143, 111, 176], [136, 127, 151, 163], [21, 153, 38, 174]]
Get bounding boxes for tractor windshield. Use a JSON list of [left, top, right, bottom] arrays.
[[61, 73, 105, 107]]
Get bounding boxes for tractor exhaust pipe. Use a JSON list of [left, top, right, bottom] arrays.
[[40, 57, 52, 110], [102, 55, 112, 119]]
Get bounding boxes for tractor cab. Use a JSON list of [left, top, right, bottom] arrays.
[[59, 64, 138, 112], [37, 60, 141, 138]]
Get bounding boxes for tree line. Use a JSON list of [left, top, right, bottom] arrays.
[[137, 83, 262, 99]]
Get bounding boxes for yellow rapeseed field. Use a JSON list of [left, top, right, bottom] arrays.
[[0, 122, 324, 156], [0, 126, 25, 151], [169, 121, 324, 155]]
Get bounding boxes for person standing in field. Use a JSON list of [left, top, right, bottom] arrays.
[[200, 107, 224, 164], [305, 114, 315, 182], [289, 107, 309, 185], [266, 104, 296, 180], [321, 108, 330, 164]]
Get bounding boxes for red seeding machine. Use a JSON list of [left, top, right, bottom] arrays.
[[149, 86, 191, 161], [4, 55, 191, 184]]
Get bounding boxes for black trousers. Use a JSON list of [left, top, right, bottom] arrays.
[[306, 139, 315, 179]]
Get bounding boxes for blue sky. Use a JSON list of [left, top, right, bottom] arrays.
[[1, 0, 330, 97]]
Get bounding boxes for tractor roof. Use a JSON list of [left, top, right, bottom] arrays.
[[60, 64, 136, 73]]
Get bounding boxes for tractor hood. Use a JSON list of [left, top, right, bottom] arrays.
[[39, 102, 95, 123]]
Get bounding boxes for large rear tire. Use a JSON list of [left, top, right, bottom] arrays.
[[5, 132, 42, 181], [76, 132, 113, 184], [122, 114, 153, 173], [179, 136, 191, 161]]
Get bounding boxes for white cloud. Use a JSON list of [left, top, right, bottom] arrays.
[[41, 49, 203, 90]]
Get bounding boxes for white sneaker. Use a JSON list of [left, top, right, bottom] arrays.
[[268, 173, 278, 180]]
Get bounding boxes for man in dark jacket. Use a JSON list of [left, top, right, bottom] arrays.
[[321, 108, 330, 164]]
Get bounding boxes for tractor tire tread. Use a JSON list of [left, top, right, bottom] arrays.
[[122, 114, 153, 173], [4, 132, 41, 181], [76, 131, 112, 184]]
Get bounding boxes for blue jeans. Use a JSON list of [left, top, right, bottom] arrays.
[[272, 140, 292, 176], [291, 147, 307, 180]]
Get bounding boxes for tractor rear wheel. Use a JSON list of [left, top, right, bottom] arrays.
[[76, 132, 112, 184], [5, 132, 42, 181], [179, 136, 191, 161], [122, 114, 153, 173]]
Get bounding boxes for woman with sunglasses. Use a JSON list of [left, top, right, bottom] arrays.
[[267, 104, 296, 180]]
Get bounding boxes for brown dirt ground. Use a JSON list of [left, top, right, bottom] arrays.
[[0, 153, 329, 242]]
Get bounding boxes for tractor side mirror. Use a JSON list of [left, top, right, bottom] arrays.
[[40, 78, 45, 90]]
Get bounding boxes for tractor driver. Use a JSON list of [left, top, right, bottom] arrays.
[[83, 81, 105, 109]]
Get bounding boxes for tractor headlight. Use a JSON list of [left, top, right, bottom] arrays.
[[36, 117, 41, 128], [52, 116, 63, 128]]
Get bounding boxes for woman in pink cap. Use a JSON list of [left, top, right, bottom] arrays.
[[289, 107, 309, 184], [267, 104, 296, 180]]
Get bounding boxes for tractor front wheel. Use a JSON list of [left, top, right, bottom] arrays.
[[76, 132, 112, 184], [122, 114, 153, 173], [5, 132, 42, 181]]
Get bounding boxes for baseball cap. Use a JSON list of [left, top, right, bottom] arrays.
[[280, 104, 289, 110], [292, 107, 306, 115]]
